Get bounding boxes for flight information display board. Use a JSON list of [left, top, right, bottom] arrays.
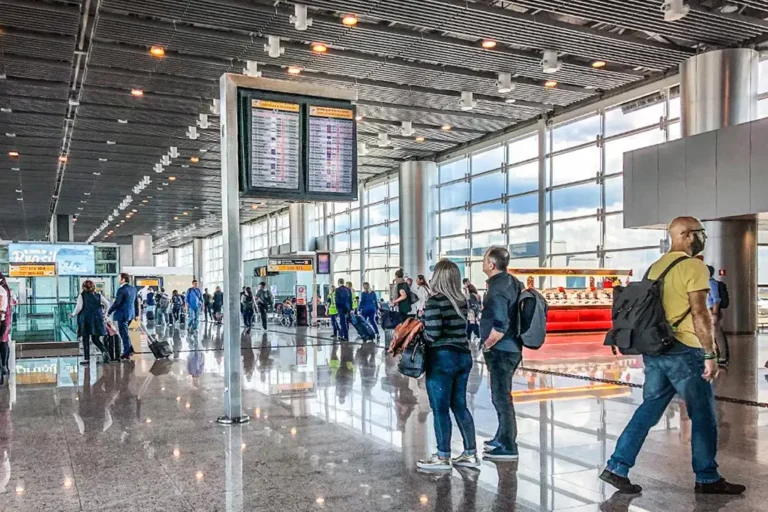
[[249, 99, 300, 191], [238, 89, 357, 201], [307, 106, 355, 194]]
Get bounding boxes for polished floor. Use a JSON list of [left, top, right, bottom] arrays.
[[1, 323, 768, 511]]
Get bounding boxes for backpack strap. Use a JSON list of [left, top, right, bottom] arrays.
[[654, 255, 691, 329]]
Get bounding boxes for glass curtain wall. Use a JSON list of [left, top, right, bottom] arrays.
[[437, 90, 679, 290], [326, 198, 362, 288], [362, 177, 400, 295], [241, 218, 269, 261], [154, 252, 169, 267], [175, 243, 193, 269], [202, 234, 224, 290]]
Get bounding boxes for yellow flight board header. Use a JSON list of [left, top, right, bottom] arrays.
[[267, 258, 313, 272], [10, 263, 56, 277], [309, 106, 354, 119], [252, 99, 300, 112]]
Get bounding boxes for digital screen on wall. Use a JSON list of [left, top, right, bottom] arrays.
[[238, 89, 357, 201], [9, 243, 95, 276], [316, 252, 331, 275]]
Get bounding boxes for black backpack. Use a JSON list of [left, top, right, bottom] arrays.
[[604, 256, 690, 356], [717, 280, 730, 309]]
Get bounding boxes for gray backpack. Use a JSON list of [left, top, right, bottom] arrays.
[[604, 255, 688, 356], [516, 285, 549, 350]]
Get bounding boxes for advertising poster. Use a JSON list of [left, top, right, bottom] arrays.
[[9, 243, 96, 276]]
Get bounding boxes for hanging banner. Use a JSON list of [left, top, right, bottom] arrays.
[[9, 263, 56, 277], [9, 243, 95, 275]]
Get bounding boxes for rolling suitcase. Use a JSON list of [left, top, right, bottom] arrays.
[[350, 313, 376, 341], [105, 321, 122, 361], [381, 310, 400, 330], [140, 323, 172, 359]]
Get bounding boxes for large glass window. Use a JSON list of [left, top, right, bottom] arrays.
[[471, 145, 504, 174], [154, 252, 169, 267], [549, 146, 600, 186], [202, 235, 223, 290], [552, 114, 600, 152], [471, 172, 505, 203], [175, 243, 193, 268]]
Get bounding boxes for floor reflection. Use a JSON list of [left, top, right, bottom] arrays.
[[1, 325, 767, 511]]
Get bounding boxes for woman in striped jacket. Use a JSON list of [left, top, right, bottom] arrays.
[[417, 259, 480, 471]]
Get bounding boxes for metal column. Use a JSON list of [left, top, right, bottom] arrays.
[[537, 119, 548, 269], [288, 203, 311, 253], [681, 48, 759, 333], [398, 161, 436, 279], [218, 74, 248, 425]]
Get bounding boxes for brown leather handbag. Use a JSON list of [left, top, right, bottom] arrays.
[[388, 317, 424, 355]]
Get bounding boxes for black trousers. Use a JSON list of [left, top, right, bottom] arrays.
[[258, 305, 268, 329], [83, 334, 108, 360]]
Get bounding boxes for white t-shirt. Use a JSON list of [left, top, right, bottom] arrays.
[[0, 287, 7, 315]]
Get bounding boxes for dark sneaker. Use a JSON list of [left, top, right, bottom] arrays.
[[483, 447, 519, 461], [599, 469, 642, 494], [695, 478, 746, 495], [483, 439, 502, 452]]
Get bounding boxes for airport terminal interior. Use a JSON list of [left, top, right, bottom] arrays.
[[4, 0, 768, 510]]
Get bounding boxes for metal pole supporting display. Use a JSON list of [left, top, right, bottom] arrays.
[[217, 73, 358, 425]]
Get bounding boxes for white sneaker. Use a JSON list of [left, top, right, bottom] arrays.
[[417, 454, 452, 471], [452, 452, 481, 469]]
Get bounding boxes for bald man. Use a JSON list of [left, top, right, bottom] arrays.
[[601, 216, 745, 496]]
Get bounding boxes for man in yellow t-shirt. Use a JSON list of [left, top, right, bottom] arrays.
[[601, 216, 745, 496]]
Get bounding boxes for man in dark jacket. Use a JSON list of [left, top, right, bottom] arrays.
[[334, 278, 353, 341], [108, 272, 140, 359]]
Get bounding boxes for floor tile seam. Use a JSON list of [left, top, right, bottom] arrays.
[[156, 458, 195, 509], [55, 394, 84, 511]]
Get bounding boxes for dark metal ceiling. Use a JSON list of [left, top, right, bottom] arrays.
[[2, 0, 768, 246]]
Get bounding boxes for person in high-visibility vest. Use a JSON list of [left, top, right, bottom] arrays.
[[327, 285, 339, 338]]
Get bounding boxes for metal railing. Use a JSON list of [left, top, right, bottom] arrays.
[[12, 302, 78, 343]]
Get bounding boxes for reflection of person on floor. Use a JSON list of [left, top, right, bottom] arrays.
[[335, 341, 356, 404], [0, 273, 14, 380], [258, 333, 273, 382], [73, 364, 120, 436], [0, 385, 12, 493], [356, 343, 378, 397], [242, 330, 256, 382]]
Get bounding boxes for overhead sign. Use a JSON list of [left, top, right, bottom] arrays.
[[9, 263, 56, 277], [9, 243, 95, 276], [238, 90, 357, 201], [267, 258, 313, 272]]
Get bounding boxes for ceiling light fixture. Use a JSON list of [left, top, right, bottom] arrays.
[[541, 50, 561, 74], [460, 91, 476, 111], [99, 158, 108, 162], [11, 167, 19, 171], [497, 72, 515, 93], [287, 66, 302, 75], [93, 172, 101, 176], [355, 115, 363, 122], [0, 107, 11, 113], [591, 60, 607, 69], [505, 98, 517, 104], [117, 119, 128, 124], [415, 136, 425, 143], [106, 140, 116, 145], [183, 212, 189, 216], [441, 124, 452, 131], [168, 176, 176, 181], [291, 4, 313, 30], [661, 0, 690, 21], [357, 142, 368, 156], [187, 126, 199, 140], [243, 60, 262, 77], [342, 14, 358, 26], [544, 80, 558, 88], [169, 146, 179, 158], [131, 89, 144, 97], [8, 151, 19, 157], [377, 132, 390, 148], [481, 40, 497, 49], [149, 45, 166, 57], [4, 133, 15, 138], [264, 35, 285, 58], [58, 156, 68, 163], [190, 156, 200, 163], [312, 43, 328, 53], [174, 216, 179, 220]]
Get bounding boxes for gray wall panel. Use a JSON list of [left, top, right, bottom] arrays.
[[657, 139, 687, 224], [750, 118, 768, 213], [716, 123, 751, 218], [685, 131, 717, 220], [622, 152, 633, 227], [631, 146, 659, 227]]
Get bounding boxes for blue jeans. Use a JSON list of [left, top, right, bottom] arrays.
[[483, 350, 522, 453], [361, 310, 379, 335], [607, 347, 720, 484], [188, 307, 200, 330], [337, 310, 350, 340], [330, 314, 339, 336], [425, 347, 477, 458], [117, 320, 132, 357]]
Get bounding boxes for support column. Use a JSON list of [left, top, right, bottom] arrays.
[[681, 48, 759, 334], [399, 161, 436, 279], [132, 235, 153, 267], [192, 238, 204, 282], [288, 203, 311, 253]]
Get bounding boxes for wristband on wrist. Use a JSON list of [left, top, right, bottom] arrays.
[[703, 353, 717, 360]]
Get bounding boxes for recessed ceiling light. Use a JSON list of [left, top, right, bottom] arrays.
[[481, 40, 497, 49], [0, 107, 11, 113], [11, 167, 19, 171], [93, 172, 101, 176], [342, 14, 358, 26], [80, 200, 87, 204], [142, 200, 148, 203], [312, 43, 328, 53], [149, 45, 166, 58], [415, 136, 425, 142], [15, 189, 21, 194], [16, 197, 23, 202], [183, 212, 189, 216], [181, 164, 189, 168], [117, 119, 128, 124], [8, 151, 19, 157], [591, 60, 606, 69], [58, 155, 68, 163], [584, 85, 596, 90], [441, 124, 452, 131], [287, 66, 302, 75], [106, 140, 116, 145], [174, 216, 179, 220], [4, 133, 15, 138], [199, 149, 208, 153], [505, 98, 517, 104], [190, 156, 199, 163], [132, 209, 137, 212], [162, 182, 169, 186], [168, 176, 176, 181], [251, 204, 259, 210], [83, 192, 90, 196], [544, 80, 558, 88], [99, 158, 108, 162], [131, 89, 144, 97]]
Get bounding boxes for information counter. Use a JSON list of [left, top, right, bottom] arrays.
[[508, 267, 632, 333]]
